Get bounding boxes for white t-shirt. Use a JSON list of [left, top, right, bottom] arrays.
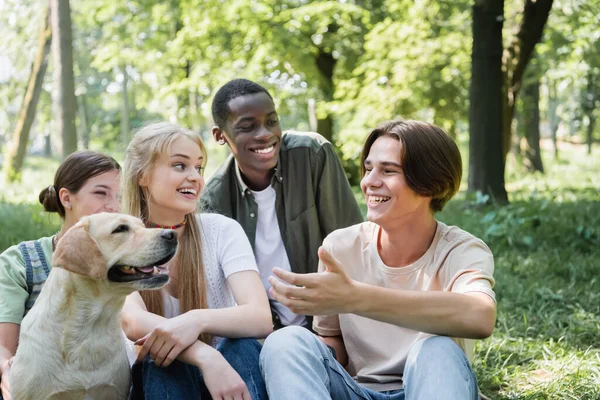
[[314, 221, 496, 392], [251, 186, 306, 327], [125, 213, 259, 364]]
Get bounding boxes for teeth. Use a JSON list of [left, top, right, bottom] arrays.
[[178, 188, 197, 195], [253, 145, 274, 154], [370, 196, 391, 203], [153, 266, 159, 275], [119, 266, 136, 275]]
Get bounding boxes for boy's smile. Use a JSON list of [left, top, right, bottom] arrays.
[[213, 92, 283, 190]]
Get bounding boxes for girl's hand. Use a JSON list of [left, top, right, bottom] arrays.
[[200, 352, 250, 400], [135, 312, 202, 367], [0, 357, 13, 400]]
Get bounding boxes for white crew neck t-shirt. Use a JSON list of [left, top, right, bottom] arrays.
[[251, 186, 306, 327], [125, 213, 259, 364]]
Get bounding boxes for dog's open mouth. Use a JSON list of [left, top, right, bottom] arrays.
[[107, 252, 174, 283]]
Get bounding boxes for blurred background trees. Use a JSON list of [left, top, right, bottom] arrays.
[[0, 0, 598, 197]]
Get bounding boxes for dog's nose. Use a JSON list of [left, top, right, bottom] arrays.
[[161, 230, 178, 242]]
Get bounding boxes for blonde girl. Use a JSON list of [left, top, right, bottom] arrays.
[[120, 122, 271, 400]]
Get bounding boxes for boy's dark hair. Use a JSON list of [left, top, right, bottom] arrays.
[[211, 79, 273, 129], [360, 120, 462, 212], [39, 151, 120, 218]]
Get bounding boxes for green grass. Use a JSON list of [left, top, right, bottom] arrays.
[[1, 141, 599, 399], [440, 189, 600, 399]]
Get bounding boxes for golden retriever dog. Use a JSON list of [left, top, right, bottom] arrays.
[[10, 213, 176, 400]]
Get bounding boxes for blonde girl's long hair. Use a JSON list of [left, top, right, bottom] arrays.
[[121, 122, 211, 344]]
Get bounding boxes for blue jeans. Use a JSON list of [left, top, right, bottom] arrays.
[[259, 326, 479, 400], [130, 338, 267, 399]]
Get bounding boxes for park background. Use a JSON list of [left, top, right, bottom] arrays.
[[0, 0, 599, 398]]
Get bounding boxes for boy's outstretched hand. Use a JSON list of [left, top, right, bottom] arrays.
[[268, 247, 357, 316]]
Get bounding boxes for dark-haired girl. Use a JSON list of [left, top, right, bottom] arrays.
[[0, 151, 120, 400]]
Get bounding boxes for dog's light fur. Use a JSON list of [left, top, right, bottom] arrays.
[[11, 213, 175, 400]]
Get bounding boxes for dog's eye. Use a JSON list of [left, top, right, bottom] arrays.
[[112, 224, 130, 234]]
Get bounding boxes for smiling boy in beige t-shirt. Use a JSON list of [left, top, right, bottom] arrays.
[[260, 120, 496, 400]]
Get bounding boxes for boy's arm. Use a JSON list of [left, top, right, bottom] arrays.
[[316, 143, 363, 234], [271, 246, 496, 340]]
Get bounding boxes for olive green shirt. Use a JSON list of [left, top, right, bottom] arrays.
[[200, 131, 363, 277]]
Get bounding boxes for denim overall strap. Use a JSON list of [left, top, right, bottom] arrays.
[[18, 240, 51, 316]]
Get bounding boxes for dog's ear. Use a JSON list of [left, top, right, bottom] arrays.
[[53, 220, 108, 279]]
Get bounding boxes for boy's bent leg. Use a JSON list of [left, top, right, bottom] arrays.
[[403, 336, 479, 400], [260, 326, 382, 400], [217, 338, 268, 400]]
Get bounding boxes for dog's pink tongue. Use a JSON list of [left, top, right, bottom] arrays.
[[138, 266, 155, 274]]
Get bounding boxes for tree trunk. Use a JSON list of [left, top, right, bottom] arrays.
[[587, 115, 595, 155], [3, 3, 52, 182], [51, 0, 77, 158], [449, 120, 457, 140], [513, 107, 523, 166], [521, 73, 544, 172], [189, 88, 201, 133], [468, 0, 508, 204], [547, 81, 559, 159], [120, 65, 130, 147], [307, 98, 318, 133], [44, 133, 52, 157], [501, 0, 554, 160], [583, 72, 597, 155], [78, 94, 90, 149], [316, 117, 333, 143], [315, 50, 336, 143], [502, 84, 515, 158]]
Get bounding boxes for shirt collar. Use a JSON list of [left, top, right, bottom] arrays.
[[234, 158, 283, 197]]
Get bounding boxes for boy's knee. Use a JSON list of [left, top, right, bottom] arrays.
[[261, 326, 316, 362], [407, 336, 467, 369], [405, 336, 478, 399], [419, 336, 462, 355]]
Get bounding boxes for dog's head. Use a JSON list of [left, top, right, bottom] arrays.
[[53, 213, 175, 290]]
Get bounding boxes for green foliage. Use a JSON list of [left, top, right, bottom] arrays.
[[448, 187, 600, 399], [447, 159, 600, 398], [536, 0, 600, 141], [334, 0, 471, 182], [0, 0, 46, 141], [2, 0, 598, 184]]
